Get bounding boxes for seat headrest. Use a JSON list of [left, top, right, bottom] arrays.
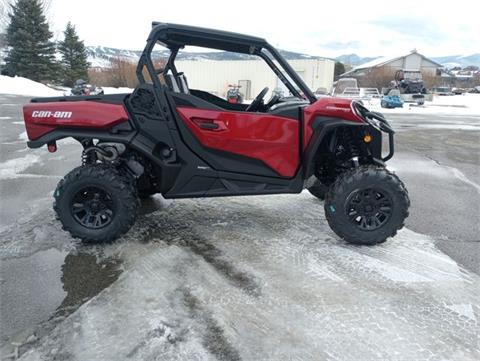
[[178, 73, 190, 94]]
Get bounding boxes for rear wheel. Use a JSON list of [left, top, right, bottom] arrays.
[[324, 165, 409, 245], [54, 164, 139, 243]]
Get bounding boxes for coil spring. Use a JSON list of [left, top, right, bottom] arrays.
[[342, 128, 360, 159], [81, 148, 96, 165]]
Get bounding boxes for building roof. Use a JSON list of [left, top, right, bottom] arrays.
[[341, 50, 443, 76]]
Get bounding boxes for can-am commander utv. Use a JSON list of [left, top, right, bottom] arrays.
[[23, 23, 409, 245]]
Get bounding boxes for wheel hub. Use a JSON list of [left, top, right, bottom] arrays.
[[70, 187, 115, 229], [345, 188, 393, 231]]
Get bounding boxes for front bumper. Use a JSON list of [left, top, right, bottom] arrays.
[[365, 111, 395, 162]]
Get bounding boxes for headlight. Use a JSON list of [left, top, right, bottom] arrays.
[[365, 116, 382, 131]]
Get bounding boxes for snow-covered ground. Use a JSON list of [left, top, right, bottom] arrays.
[[102, 86, 133, 94], [365, 93, 480, 116], [3, 194, 479, 361], [0, 75, 133, 97], [0, 76, 64, 97]]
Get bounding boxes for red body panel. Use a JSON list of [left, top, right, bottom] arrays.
[[303, 97, 363, 149], [23, 101, 129, 140], [176, 107, 300, 177]]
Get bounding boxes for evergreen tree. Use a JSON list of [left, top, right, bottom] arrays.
[[5, 0, 59, 81], [58, 22, 89, 87]]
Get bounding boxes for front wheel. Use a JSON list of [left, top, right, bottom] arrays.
[[324, 165, 410, 245], [54, 164, 139, 243]]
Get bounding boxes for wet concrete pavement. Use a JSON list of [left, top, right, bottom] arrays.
[[387, 113, 480, 274], [0, 94, 479, 360]]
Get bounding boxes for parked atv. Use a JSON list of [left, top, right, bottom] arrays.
[[70, 79, 104, 96], [22, 22, 409, 245], [226, 85, 244, 104], [386, 70, 426, 105]]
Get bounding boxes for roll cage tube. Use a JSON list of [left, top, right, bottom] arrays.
[[262, 45, 316, 103], [257, 49, 302, 100], [136, 24, 317, 103]]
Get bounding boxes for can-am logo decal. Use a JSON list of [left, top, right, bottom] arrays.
[[32, 110, 72, 118]]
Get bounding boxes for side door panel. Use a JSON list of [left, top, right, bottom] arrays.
[[176, 107, 300, 178]]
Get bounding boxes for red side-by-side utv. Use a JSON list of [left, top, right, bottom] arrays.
[[23, 23, 409, 245]]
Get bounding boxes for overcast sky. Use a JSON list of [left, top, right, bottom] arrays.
[[42, 0, 479, 57]]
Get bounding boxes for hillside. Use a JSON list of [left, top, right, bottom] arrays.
[[335, 53, 480, 68], [86, 46, 319, 68]]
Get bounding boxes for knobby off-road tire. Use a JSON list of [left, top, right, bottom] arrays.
[[324, 165, 410, 245], [54, 164, 139, 243], [307, 178, 328, 200]]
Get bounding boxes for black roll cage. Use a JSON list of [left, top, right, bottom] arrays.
[[136, 22, 317, 103]]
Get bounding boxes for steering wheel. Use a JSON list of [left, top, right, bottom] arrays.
[[246, 87, 269, 112]]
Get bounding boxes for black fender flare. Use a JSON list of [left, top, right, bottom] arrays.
[[303, 117, 367, 178]]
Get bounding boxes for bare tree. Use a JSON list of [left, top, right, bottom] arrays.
[[0, 0, 52, 31], [421, 71, 441, 89], [88, 57, 169, 88], [357, 67, 394, 90]]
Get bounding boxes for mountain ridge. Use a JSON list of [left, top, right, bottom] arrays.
[[334, 53, 480, 68], [86, 46, 321, 68]]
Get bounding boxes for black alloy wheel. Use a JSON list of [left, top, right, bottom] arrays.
[[71, 186, 115, 229], [345, 188, 393, 231]]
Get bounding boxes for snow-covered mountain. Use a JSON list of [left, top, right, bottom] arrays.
[[335, 53, 480, 69], [429, 54, 480, 69], [334, 54, 380, 66], [86, 46, 320, 68]]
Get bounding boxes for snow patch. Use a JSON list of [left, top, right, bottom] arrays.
[[445, 304, 477, 321], [0, 154, 41, 179], [18, 131, 28, 141], [102, 86, 134, 94], [0, 75, 64, 97]]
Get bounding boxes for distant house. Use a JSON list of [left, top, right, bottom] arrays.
[[340, 50, 442, 79]]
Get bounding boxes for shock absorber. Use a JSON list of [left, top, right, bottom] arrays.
[[342, 128, 360, 166], [81, 140, 96, 165]]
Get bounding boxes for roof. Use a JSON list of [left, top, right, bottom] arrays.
[[149, 22, 268, 54], [341, 50, 443, 76]]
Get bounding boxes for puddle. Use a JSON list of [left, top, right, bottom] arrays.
[[0, 248, 122, 350]]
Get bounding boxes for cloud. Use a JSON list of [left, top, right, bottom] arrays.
[[318, 41, 361, 50], [370, 16, 445, 44], [45, 0, 479, 58]]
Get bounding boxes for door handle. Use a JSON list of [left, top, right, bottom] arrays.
[[192, 117, 227, 131], [199, 122, 219, 130]]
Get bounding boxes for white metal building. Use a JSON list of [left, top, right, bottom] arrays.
[[341, 50, 442, 78], [176, 58, 335, 100]]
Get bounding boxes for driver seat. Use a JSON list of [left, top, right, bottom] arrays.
[[177, 72, 190, 94], [164, 73, 181, 93]]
